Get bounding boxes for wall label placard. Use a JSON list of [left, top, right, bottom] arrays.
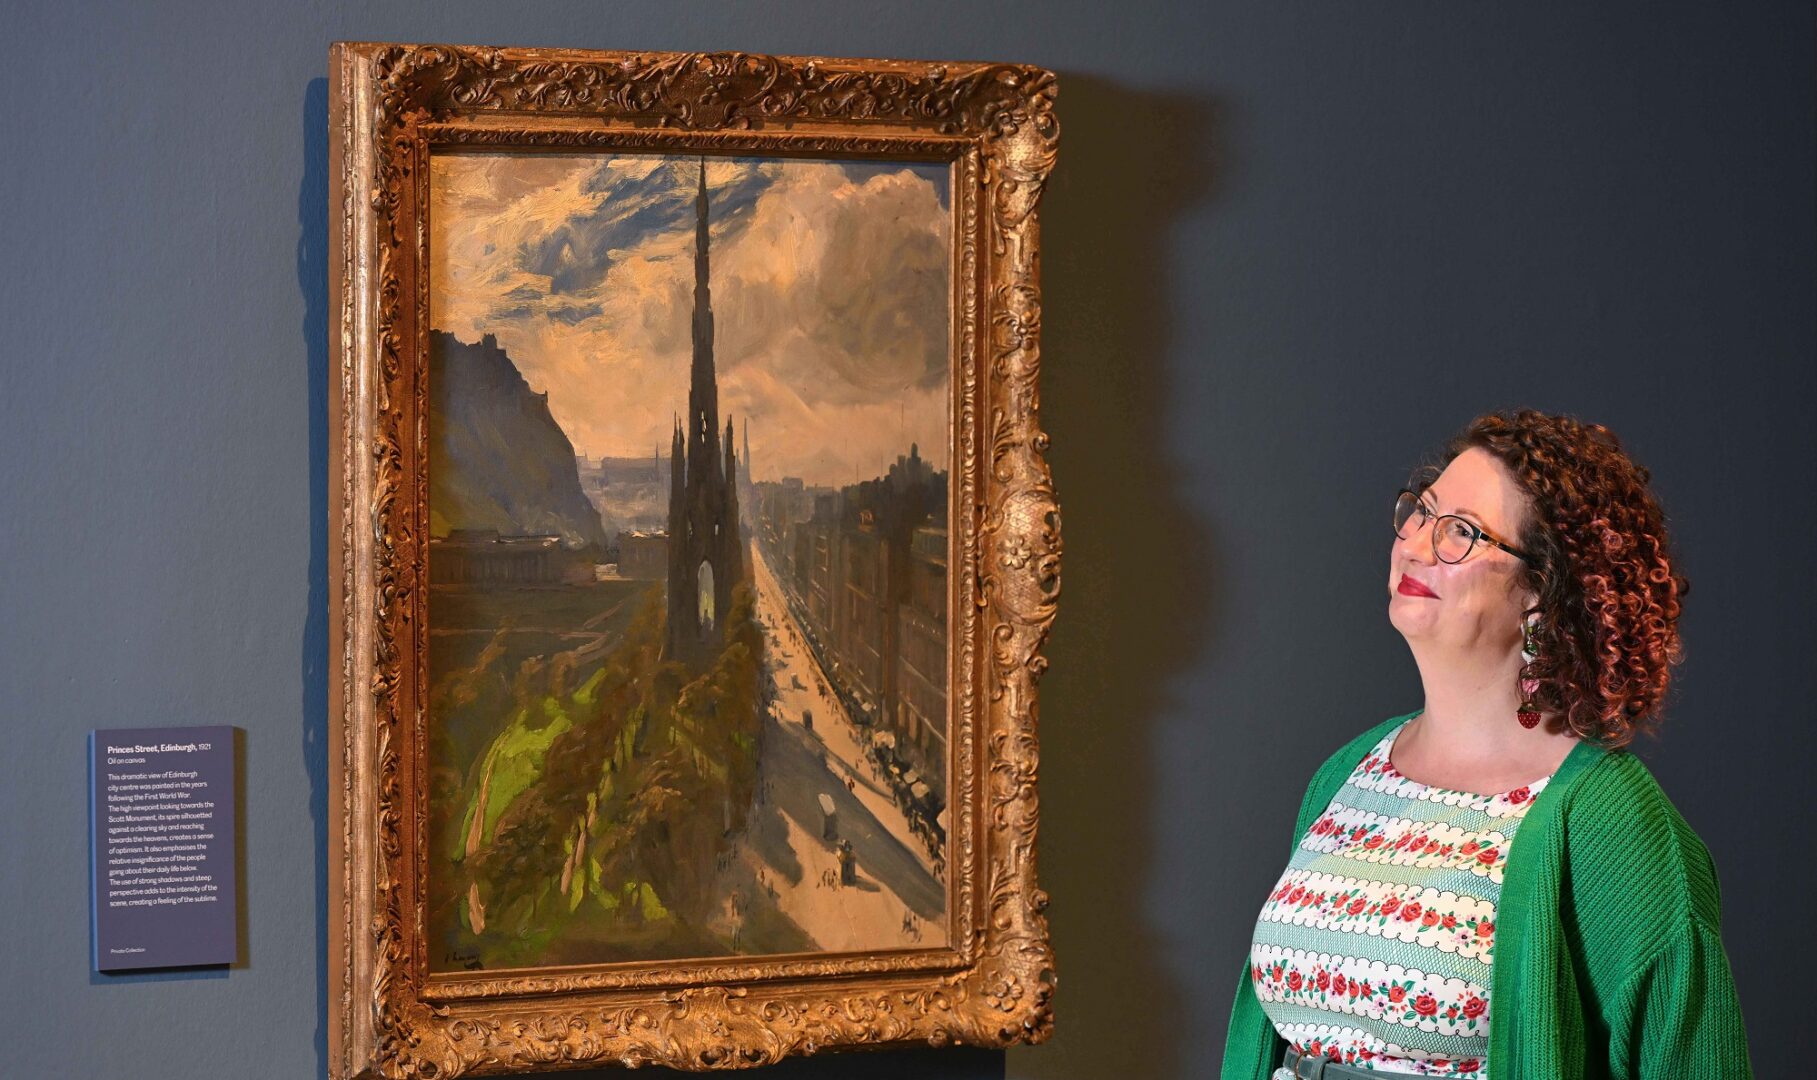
[[89, 725, 237, 971]]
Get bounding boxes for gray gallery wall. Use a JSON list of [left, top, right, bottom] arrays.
[[2, 2, 1810, 1077]]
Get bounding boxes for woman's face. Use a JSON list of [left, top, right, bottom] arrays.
[[1388, 446, 1536, 655]]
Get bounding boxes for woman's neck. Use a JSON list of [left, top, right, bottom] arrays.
[[1398, 641, 1576, 789]]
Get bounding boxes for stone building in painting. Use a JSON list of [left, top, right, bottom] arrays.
[[773, 446, 949, 789]]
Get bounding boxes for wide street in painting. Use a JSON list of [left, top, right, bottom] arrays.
[[699, 543, 944, 953]]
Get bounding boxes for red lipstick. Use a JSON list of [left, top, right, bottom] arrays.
[[1397, 575, 1439, 599]]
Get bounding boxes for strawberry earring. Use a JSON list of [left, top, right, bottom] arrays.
[[1517, 615, 1542, 729]]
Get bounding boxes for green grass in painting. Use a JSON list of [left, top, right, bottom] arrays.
[[427, 579, 773, 970]]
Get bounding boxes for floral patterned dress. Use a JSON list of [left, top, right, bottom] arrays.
[[1247, 718, 1554, 1076]]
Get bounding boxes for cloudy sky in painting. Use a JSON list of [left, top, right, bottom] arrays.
[[429, 153, 951, 487]]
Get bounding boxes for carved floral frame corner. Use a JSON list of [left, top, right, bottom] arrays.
[[327, 40, 1060, 1077]]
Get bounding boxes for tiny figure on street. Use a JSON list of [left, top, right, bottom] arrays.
[[836, 839, 856, 886]]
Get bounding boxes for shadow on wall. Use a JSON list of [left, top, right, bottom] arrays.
[[1005, 75, 1222, 1080], [297, 70, 1220, 1080], [300, 75, 331, 1080]]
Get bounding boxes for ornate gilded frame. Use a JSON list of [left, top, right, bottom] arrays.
[[328, 41, 1060, 1076]]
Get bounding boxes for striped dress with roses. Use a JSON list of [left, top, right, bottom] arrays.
[[1247, 718, 1552, 1076]]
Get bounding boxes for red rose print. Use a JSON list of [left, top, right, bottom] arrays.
[[1414, 993, 1438, 1016], [1381, 896, 1401, 915], [1288, 885, 1305, 903], [1441, 914, 1457, 930], [1389, 985, 1407, 1003], [1464, 996, 1486, 1018], [1476, 921, 1495, 938], [1307, 1039, 1322, 1055], [1460, 841, 1480, 856], [1411, 833, 1427, 848], [1459, 1060, 1482, 1070], [1363, 834, 1384, 849], [1508, 786, 1530, 804], [1316, 970, 1330, 991], [1348, 897, 1368, 915], [1400, 901, 1423, 921], [1476, 846, 1499, 865], [1288, 971, 1303, 991], [1422, 909, 1441, 927]]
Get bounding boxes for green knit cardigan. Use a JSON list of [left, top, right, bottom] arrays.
[[1222, 711, 1754, 1079]]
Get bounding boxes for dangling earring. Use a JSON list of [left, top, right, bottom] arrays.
[[1517, 615, 1542, 729]]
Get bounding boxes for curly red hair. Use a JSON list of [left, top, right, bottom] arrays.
[[1426, 410, 1688, 749]]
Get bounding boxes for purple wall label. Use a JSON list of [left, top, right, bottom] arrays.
[[90, 726, 238, 971]]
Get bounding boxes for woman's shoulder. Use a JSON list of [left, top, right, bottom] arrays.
[[1565, 749, 1716, 869], [1551, 750, 1753, 1075], [1559, 746, 1727, 952]]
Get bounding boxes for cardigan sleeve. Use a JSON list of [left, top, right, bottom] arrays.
[[1605, 912, 1753, 1079], [1565, 753, 1754, 1078]]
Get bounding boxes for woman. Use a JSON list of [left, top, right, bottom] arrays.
[[1222, 411, 1751, 1079]]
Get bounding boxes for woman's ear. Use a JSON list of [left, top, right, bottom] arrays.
[[1505, 570, 1539, 612]]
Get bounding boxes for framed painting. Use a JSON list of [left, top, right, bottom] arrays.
[[328, 41, 1060, 1076]]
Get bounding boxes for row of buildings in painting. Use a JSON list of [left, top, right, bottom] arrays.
[[751, 444, 950, 791], [429, 530, 568, 585]]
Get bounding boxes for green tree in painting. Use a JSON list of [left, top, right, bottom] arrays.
[[451, 580, 767, 964]]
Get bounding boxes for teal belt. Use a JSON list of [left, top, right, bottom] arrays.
[[1274, 1045, 1387, 1079]]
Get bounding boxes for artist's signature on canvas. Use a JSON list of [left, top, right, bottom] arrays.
[[444, 949, 483, 971]]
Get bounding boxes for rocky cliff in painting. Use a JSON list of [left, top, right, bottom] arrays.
[[428, 330, 608, 549]]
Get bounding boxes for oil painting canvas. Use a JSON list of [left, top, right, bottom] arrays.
[[424, 152, 953, 972]]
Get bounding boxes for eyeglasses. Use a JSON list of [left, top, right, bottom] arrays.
[[1393, 489, 1533, 565]]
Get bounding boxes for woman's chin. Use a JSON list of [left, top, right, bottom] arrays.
[[1387, 599, 1435, 638]]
